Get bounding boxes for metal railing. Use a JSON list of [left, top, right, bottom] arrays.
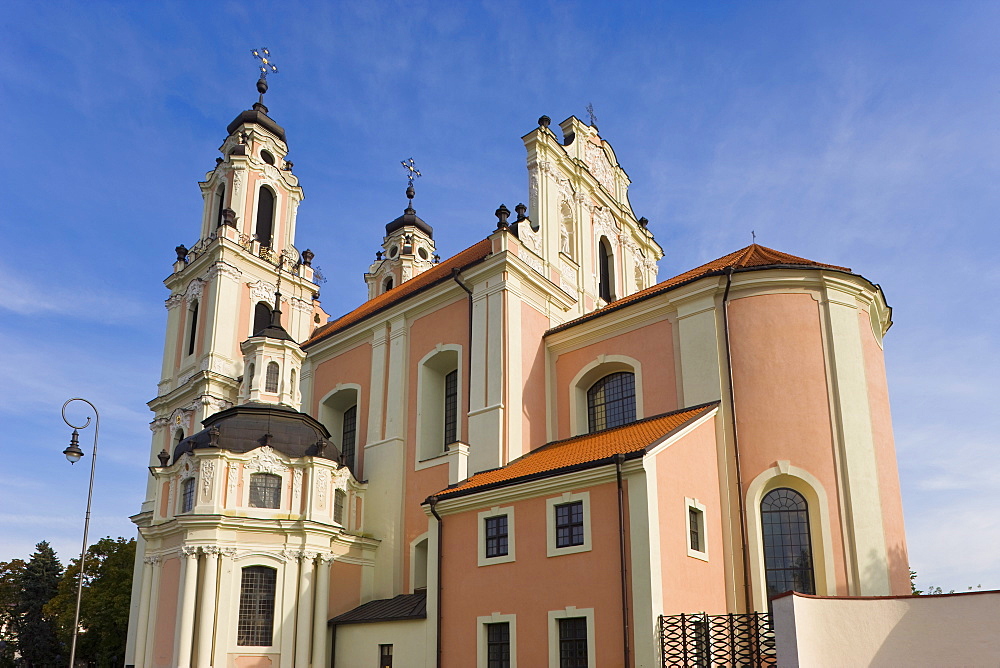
[[659, 612, 776, 667]]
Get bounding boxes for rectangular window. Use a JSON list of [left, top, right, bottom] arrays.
[[379, 644, 393, 668], [249, 473, 281, 509], [444, 369, 458, 446], [690, 507, 702, 552], [485, 515, 508, 558], [341, 404, 357, 470], [334, 489, 346, 524], [555, 501, 584, 548], [181, 477, 196, 513], [237, 566, 276, 646], [558, 617, 588, 667], [486, 622, 511, 668]]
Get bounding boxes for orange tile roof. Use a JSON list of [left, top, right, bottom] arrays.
[[548, 243, 851, 335], [304, 238, 493, 347], [432, 402, 718, 500]]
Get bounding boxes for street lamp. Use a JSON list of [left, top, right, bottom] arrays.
[[61, 398, 99, 668]]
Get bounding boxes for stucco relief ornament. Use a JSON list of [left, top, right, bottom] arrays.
[[332, 466, 351, 491], [165, 294, 183, 310], [585, 142, 615, 192], [293, 467, 303, 500], [200, 460, 215, 497], [248, 279, 277, 306], [315, 468, 330, 507], [593, 207, 616, 237], [208, 262, 242, 282], [227, 463, 238, 499], [181, 546, 199, 558], [143, 555, 161, 566], [184, 279, 204, 303], [528, 170, 539, 214], [246, 446, 288, 474]]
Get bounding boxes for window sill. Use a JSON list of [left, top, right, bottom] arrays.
[[415, 442, 469, 484]]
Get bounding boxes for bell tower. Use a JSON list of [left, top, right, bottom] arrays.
[[364, 159, 438, 298], [143, 69, 328, 490]]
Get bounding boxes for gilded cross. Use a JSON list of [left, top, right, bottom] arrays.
[[251, 48, 278, 78], [401, 158, 422, 187]]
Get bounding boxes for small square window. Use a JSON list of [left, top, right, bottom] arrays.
[[686, 498, 708, 561], [249, 473, 281, 509], [555, 501, 584, 548], [485, 515, 508, 558], [690, 507, 703, 552]]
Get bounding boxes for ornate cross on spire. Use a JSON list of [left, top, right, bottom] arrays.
[[252, 48, 279, 78], [401, 158, 422, 206], [586, 102, 598, 128]]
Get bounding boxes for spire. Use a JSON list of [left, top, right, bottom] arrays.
[[227, 47, 286, 142], [386, 158, 433, 237]]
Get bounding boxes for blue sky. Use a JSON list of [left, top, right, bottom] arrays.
[[1, 1, 997, 593]]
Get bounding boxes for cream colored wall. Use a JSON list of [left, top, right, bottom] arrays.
[[773, 591, 1000, 667], [334, 620, 427, 668]]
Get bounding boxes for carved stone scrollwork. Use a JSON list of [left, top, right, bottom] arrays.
[[181, 546, 199, 558], [201, 545, 221, 556], [227, 463, 238, 500], [208, 262, 242, 282], [293, 468, 303, 501], [200, 460, 215, 497], [315, 468, 330, 507], [184, 279, 204, 303], [316, 553, 336, 565], [143, 555, 161, 566], [165, 295, 183, 310], [332, 466, 351, 492], [585, 141, 616, 192], [248, 279, 277, 306], [221, 547, 238, 559], [246, 446, 288, 474]]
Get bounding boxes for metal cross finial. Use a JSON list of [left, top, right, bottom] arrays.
[[252, 48, 278, 78], [586, 102, 598, 128], [752, 230, 756, 244], [401, 158, 422, 187]]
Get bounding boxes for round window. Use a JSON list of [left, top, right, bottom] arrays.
[[388, 245, 399, 258], [261, 149, 275, 165], [418, 247, 429, 260]]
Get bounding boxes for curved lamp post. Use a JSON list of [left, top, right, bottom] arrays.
[[61, 398, 99, 668]]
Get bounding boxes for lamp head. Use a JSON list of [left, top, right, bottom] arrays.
[[64, 429, 84, 464]]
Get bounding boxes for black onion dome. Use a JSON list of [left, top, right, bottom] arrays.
[[172, 403, 338, 463], [385, 207, 433, 238], [227, 106, 286, 143]]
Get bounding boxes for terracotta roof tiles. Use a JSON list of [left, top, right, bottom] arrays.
[[548, 243, 850, 335], [304, 238, 492, 347], [432, 403, 717, 500]]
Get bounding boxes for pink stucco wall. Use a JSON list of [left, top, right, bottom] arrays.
[[520, 301, 549, 450], [440, 481, 630, 667], [727, 293, 849, 594], [152, 556, 180, 667], [312, 342, 373, 477], [653, 417, 729, 614], [553, 318, 677, 440], [859, 310, 910, 594], [329, 559, 364, 618]]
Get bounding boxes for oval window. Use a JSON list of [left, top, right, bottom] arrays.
[[388, 245, 399, 258], [418, 247, 429, 260], [261, 149, 275, 165]]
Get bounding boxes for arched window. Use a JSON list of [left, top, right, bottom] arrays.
[[265, 362, 279, 393], [214, 185, 226, 228], [444, 369, 459, 446], [174, 429, 185, 448], [341, 404, 357, 471], [761, 488, 816, 598], [598, 236, 616, 303], [253, 301, 272, 335], [417, 347, 461, 460], [246, 363, 255, 391], [238, 566, 277, 646], [249, 473, 281, 509], [187, 300, 199, 356], [334, 489, 346, 524], [586, 371, 636, 432], [383, 277, 394, 293], [255, 186, 275, 248], [412, 537, 429, 591], [181, 477, 196, 513]]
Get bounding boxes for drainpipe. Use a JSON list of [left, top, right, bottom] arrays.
[[429, 496, 443, 668], [722, 266, 753, 612], [451, 269, 474, 424], [614, 453, 631, 667]]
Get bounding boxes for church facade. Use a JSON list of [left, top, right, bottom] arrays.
[[124, 81, 910, 668]]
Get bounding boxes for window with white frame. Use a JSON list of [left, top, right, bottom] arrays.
[[686, 497, 708, 560], [478, 612, 517, 668], [478, 506, 515, 566], [570, 356, 643, 437], [181, 477, 195, 513], [238, 566, 276, 646], [546, 492, 592, 557], [547, 607, 595, 668], [265, 361, 279, 393], [417, 346, 461, 461], [319, 386, 361, 471]]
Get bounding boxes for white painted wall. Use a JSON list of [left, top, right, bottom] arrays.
[[773, 591, 1000, 667], [334, 620, 427, 668]]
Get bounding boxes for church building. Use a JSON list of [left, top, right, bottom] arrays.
[[124, 73, 910, 668]]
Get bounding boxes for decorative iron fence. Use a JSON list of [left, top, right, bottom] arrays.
[[659, 612, 776, 667]]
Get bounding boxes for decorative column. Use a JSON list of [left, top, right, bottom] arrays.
[[295, 552, 315, 668], [175, 547, 200, 668], [311, 554, 333, 667], [133, 555, 159, 668], [196, 547, 220, 668]]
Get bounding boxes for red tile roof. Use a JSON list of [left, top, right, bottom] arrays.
[[432, 403, 718, 500], [303, 238, 493, 347], [548, 243, 850, 335]]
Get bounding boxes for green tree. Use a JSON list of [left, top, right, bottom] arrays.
[[15, 541, 64, 667], [47, 537, 135, 668], [0, 559, 26, 667]]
